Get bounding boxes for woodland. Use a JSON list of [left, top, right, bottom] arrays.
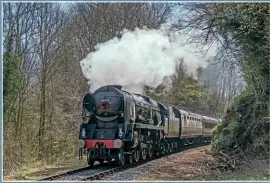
[[3, 2, 269, 175]]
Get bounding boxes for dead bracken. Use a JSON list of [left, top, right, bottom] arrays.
[[139, 145, 269, 181]]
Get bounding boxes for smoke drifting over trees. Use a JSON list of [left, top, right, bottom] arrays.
[[80, 25, 209, 94]]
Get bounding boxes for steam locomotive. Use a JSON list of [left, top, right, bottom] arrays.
[[78, 85, 219, 166]]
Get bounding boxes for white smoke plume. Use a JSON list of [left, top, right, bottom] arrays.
[[80, 24, 209, 94]]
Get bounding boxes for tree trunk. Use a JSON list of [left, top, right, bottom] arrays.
[[38, 74, 46, 160], [48, 83, 54, 163]]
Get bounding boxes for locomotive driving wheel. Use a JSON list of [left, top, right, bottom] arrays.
[[108, 158, 112, 164], [87, 151, 94, 167], [98, 159, 104, 164], [141, 148, 147, 160], [133, 149, 140, 162], [117, 148, 125, 166], [161, 143, 166, 155], [126, 154, 133, 164], [165, 142, 170, 154], [147, 144, 153, 158], [155, 142, 161, 157], [169, 143, 173, 153]]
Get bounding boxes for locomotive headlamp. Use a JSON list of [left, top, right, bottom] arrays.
[[82, 117, 89, 124], [82, 108, 91, 124], [119, 128, 123, 138], [78, 139, 85, 149], [81, 128, 86, 139], [114, 139, 122, 148]]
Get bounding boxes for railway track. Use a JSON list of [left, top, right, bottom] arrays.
[[38, 142, 209, 181], [38, 163, 101, 181]]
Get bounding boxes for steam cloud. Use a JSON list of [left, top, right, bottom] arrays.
[[80, 24, 209, 94]]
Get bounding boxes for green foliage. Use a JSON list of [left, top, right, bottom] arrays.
[[208, 3, 270, 158], [212, 91, 269, 157], [3, 52, 24, 122], [146, 59, 221, 117], [212, 3, 269, 96]]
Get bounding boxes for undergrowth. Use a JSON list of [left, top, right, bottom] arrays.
[[212, 91, 269, 160]]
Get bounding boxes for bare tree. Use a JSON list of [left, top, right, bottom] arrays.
[[69, 3, 174, 59], [3, 3, 45, 163], [34, 3, 68, 159]]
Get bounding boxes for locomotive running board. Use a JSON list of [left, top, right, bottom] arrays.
[[134, 123, 164, 130]]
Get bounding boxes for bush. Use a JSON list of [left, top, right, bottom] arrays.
[[211, 91, 269, 159]]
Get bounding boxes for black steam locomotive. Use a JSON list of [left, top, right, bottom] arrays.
[[78, 85, 219, 166]]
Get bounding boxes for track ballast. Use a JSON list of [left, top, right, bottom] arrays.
[[38, 142, 209, 181]]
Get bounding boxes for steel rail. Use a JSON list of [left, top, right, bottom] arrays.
[[38, 162, 108, 181], [38, 142, 209, 181], [80, 142, 210, 181]]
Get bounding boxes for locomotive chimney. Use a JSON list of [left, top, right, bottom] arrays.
[[109, 85, 123, 90], [115, 31, 122, 40]]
